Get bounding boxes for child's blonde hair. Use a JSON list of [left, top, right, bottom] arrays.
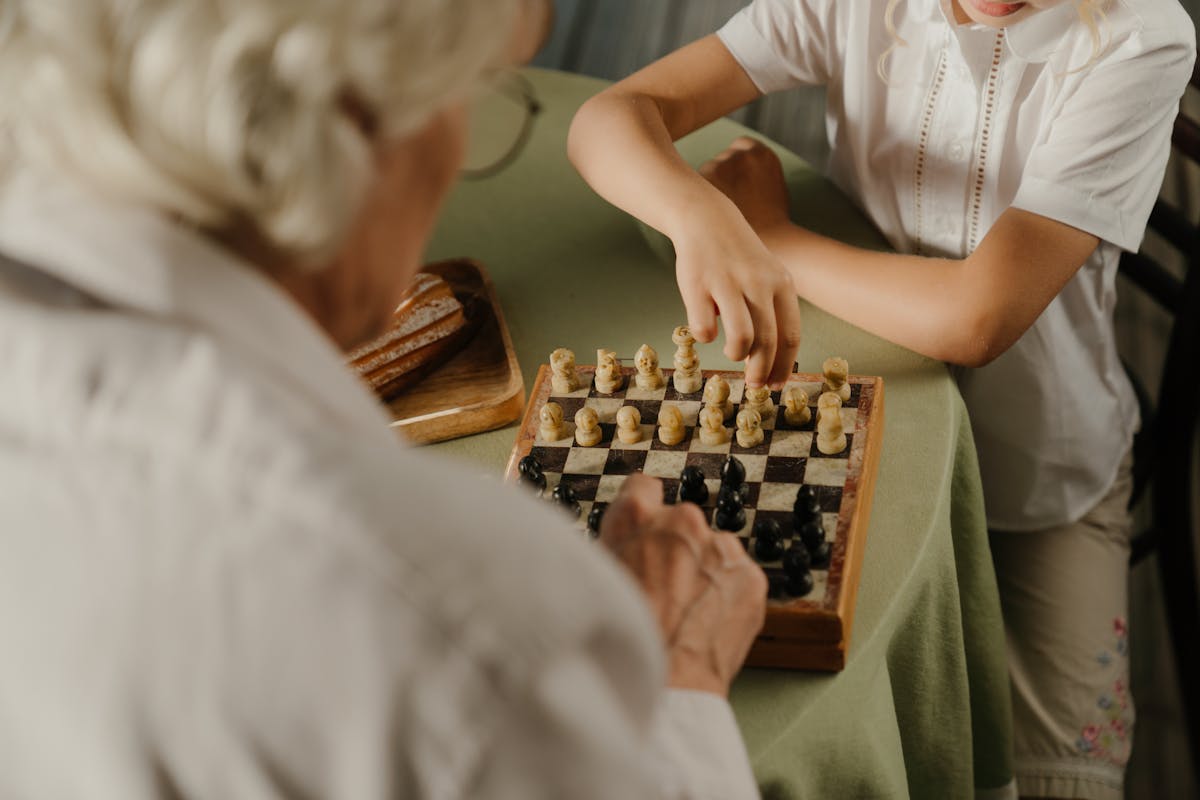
[[877, 0, 1111, 83]]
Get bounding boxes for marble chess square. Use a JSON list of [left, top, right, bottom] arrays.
[[594, 474, 628, 503], [736, 454, 768, 483], [769, 429, 814, 458], [625, 382, 668, 401], [763, 456, 808, 485], [557, 474, 601, 501], [803, 458, 848, 487], [624, 399, 663, 425], [604, 448, 648, 475], [756, 481, 804, 512], [563, 447, 609, 475], [584, 397, 626, 424], [528, 446, 570, 472], [643, 449, 688, 479]]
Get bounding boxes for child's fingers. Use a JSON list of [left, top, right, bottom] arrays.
[[743, 294, 777, 389], [713, 286, 754, 364], [768, 292, 802, 390], [678, 278, 718, 343]]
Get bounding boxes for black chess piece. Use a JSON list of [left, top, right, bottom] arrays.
[[713, 494, 746, 532], [717, 482, 750, 507], [786, 568, 815, 597], [518, 454, 542, 478], [752, 519, 784, 562], [767, 574, 789, 599], [810, 540, 832, 569], [797, 519, 825, 552], [552, 482, 581, 518], [678, 466, 709, 505], [793, 487, 822, 523], [518, 469, 546, 492], [720, 455, 747, 488], [586, 504, 605, 539], [783, 541, 811, 576]]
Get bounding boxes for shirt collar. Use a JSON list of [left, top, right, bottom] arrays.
[[933, 0, 1089, 63], [0, 168, 393, 437]]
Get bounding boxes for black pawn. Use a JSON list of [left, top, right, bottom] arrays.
[[752, 519, 784, 562], [552, 483, 581, 518], [518, 469, 546, 493], [586, 504, 605, 539], [678, 466, 709, 505], [810, 541, 832, 569], [793, 490, 822, 524], [767, 574, 789, 599], [720, 455, 747, 488], [787, 569, 815, 597], [797, 519, 826, 552], [717, 482, 750, 507], [783, 541, 811, 577], [713, 497, 746, 532], [518, 454, 542, 478]]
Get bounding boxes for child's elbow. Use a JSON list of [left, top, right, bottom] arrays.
[[941, 311, 1013, 368]]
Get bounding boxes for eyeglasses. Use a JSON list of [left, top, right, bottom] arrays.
[[461, 70, 542, 180]]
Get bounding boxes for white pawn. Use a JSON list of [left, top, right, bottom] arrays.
[[735, 408, 764, 448], [634, 344, 665, 390], [816, 391, 842, 427], [657, 405, 686, 446], [616, 405, 643, 444], [698, 404, 729, 446], [594, 348, 624, 394], [574, 406, 602, 447], [782, 387, 811, 426], [816, 393, 847, 455], [671, 326, 702, 394], [702, 374, 735, 421], [822, 356, 851, 403], [550, 348, 581, 393], [742, 385, 775, 419], [539, 401, 565, 441]]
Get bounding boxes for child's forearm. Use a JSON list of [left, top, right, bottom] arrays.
[[567, 91, 750, 244], [762, 224, 999, 367]]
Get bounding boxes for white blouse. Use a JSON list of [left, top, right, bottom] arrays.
[[719, 0, 1195, 529], [0, 170, 758, 799]]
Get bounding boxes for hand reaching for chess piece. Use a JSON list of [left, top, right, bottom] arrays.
[[598, 474, 767, 696]]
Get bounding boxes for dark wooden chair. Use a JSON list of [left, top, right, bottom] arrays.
[[1120, 62, 1200, 785]]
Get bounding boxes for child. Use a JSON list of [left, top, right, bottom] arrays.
[[567, 1, 1196, 798]]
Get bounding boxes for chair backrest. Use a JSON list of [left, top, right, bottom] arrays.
[[1117, 61, 1200, 790]]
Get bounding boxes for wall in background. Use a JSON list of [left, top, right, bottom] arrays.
[[534, 2, 1199, 798]]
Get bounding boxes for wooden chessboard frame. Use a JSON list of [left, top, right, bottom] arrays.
[[505, 364, 885, 671]]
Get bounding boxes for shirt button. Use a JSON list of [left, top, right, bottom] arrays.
[[948, 141, 967, 161]]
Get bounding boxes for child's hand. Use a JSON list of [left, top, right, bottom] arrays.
[[673, 136, 800, 390], [699, 136, 792, 242]]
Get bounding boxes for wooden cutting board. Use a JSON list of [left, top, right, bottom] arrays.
[[383, 258, 524, 444]]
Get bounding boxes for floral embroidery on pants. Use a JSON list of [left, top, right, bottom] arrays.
[[1075, 617, 1133, 765]]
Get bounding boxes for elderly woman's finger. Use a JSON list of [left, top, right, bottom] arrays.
[[768, 291, 802, 390], [598, 472, 664, 548]]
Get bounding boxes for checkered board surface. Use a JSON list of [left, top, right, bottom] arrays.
[[506, 365, 885, 671]]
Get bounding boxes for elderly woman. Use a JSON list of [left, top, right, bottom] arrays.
[[0, 1, 768, 797]]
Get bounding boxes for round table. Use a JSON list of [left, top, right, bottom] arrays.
[[426, 68, 1014, 799]]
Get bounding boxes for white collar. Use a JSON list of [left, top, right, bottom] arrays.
[[0, 168, 393, 436], [933, 0, 1118, 63]]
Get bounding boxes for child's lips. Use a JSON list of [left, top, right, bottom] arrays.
[[969, 0, 1027, 17]]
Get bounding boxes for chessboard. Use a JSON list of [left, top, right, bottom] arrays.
[[504, 363, 885, 671]]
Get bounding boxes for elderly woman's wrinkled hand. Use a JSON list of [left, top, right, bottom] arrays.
[[599, 473, 767, 696]]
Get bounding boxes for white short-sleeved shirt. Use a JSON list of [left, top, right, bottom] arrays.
[[718, 0, 1195, 529], [0, 169, 759, 799]]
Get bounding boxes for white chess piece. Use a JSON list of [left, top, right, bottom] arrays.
[[735, 408, 764, 448], [574, 406, 602, 447], [671, 326, 702, 394], [822, 356, 851, 403], [742, 385, 774, 419], [594, 348, 624, 394], [816, 393, 847, 454], [657, 405, 686, 446], [550, 348, 581, 393], [782, 387, 811, 426], [538, 401, 565, 441], [634, 344, 665, 390], [616, 405, 643, 444], [702, 374, 735, 421], [698, 404, 729, 446]]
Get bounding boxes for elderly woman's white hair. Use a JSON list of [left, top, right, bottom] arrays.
[[0, 0, 524, 264]]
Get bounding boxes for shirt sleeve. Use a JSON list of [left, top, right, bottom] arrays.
[[717, 0, 838, 93], [1010, 25, 1196, 252], [468, 655, 760, 800]]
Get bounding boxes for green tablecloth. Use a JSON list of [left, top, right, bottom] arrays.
[[426, 68, 1013, 799]]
